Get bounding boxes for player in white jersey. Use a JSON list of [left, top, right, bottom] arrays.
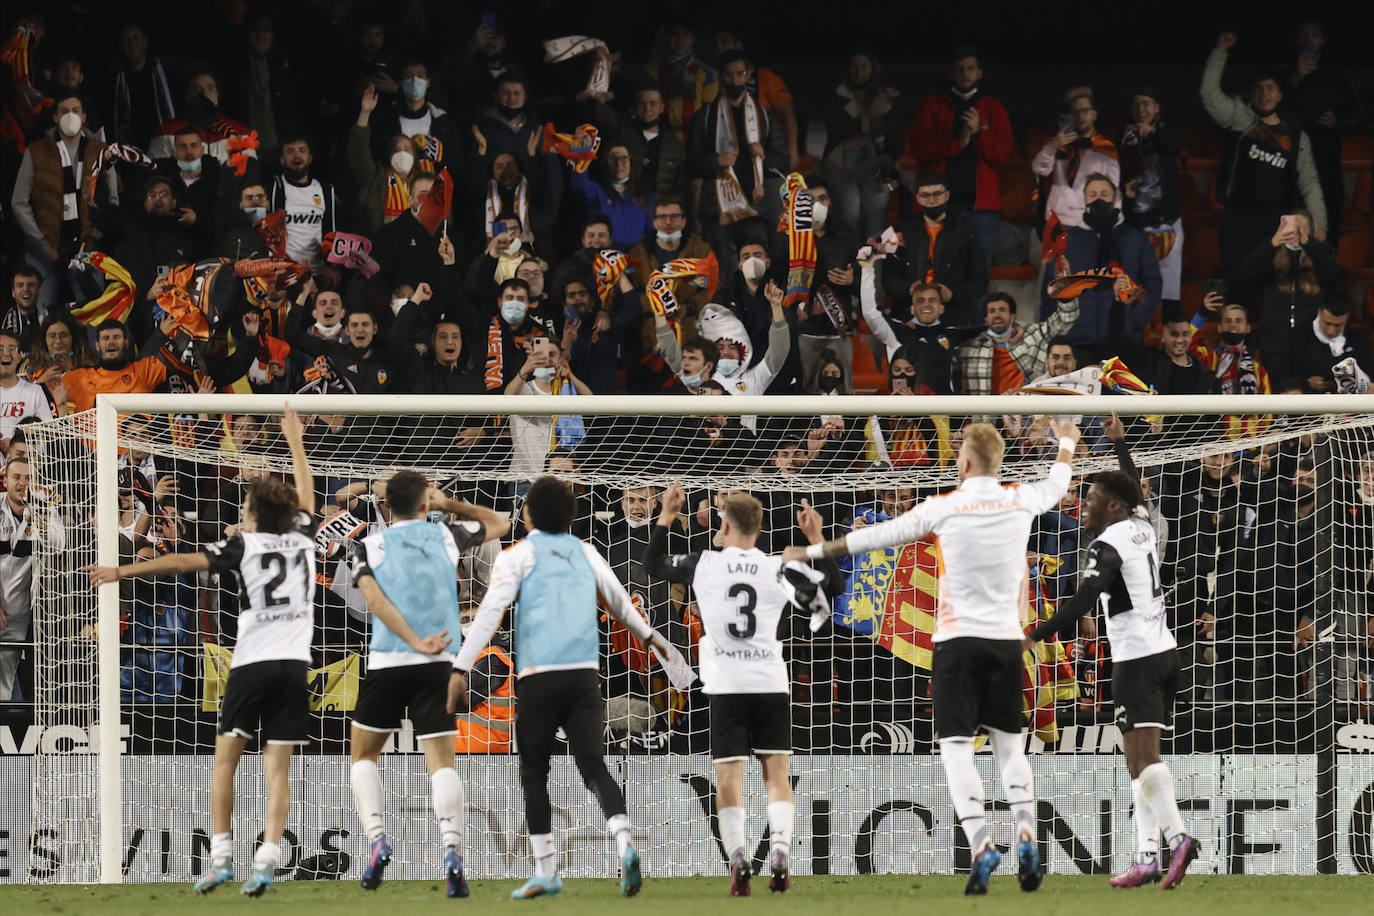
[[646, 485, 842, 896], [84, 408, 316, 897], [1027, 465, 1199, 890], [787, 420, 1080, 895]]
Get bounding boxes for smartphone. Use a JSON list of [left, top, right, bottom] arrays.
[[492, 219, 509, 236], [1057, 113, 1074, 133], [480, 12, 497, 32], [1279, 214, 1297, 236], [1203, 278, 1227, 301]]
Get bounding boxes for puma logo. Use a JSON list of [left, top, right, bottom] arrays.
[[547, 547, 574, 566]]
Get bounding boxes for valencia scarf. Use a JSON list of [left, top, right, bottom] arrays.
[[543, 36, 611, 97], [485, 176, 529, 238], [593, 249, 628, 304], [383, 170, 409, 223], [69, 251, 136, 326], [645, 253, 719, 318], [541, 122, 600, 173], [714, 94, 763, 222], [777, 171, 816, 311]]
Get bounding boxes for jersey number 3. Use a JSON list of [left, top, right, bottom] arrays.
[[726, 583, 758, 639]]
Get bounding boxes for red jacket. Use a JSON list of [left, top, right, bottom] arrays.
[[906, 92, 1014, 213]]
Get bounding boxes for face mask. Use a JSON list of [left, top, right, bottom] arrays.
[[987, 324, 1014, 340], [402, 76, 428, 102], [244, 206, 267, 222], [500, 300, 527, 325], [612, 176, 629, 188], [624, 515, 650, 529], [679, 370, 701, 387], [533, 366, 557, 383], [723, 82, 746, 100], [657, 229, 682, 245], [741, 256, 767, 283], [812, 200, 829, 229], [640, 116, 660, 129], [1083, 198, 1116, 232], [390, 150, 415, 174], [504, 237, 523, 256], [1220, 330, 1247, 345], [58, 111, 82, 137], [496, 103, 523, 119], [921, 203, 947, 221], [391, 296, 410, 311], [817, 375, 840, 393], [177, 157, 202, 173], [314, 321, 342, 336], [891, 371, 917, 386], [717, 357, 741, 377]]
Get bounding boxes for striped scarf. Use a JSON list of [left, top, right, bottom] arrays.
[[69, 251, 136, 326], [383, 170, 409, 223], [778, 172, 816, 311], [593, 249, 627, 304], [645, 253, 718, 318]]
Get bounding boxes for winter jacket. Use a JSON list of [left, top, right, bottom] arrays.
[[882, 208, 988, 326], [906, 89, 1014, 213], [1041, 223, 1161, 347]]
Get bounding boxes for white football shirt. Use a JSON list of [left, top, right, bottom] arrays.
[[1088, 512, 1176, 663], [687, 547, 792, 694]]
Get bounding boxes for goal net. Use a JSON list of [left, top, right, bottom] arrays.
[[16, 393, 1374, 883]]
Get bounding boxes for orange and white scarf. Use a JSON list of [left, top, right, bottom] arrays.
[[777, 172, 816, 311], [646, 253, 719, 319], [715, 94, 763, 223], [485, 177, 529, 239], [543, 36, 611, 96]]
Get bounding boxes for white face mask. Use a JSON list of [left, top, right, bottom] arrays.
[[812, 200, 829, 229], [390, 296, 409, 311], [390, 150, 415, 174], [624, 515, 650, 528], [656, 229, 683, 245], [741, 256, 767, 283], [314, 320, 342, 335], [58, 111, 83, 137], [504, 237, 523, 256]]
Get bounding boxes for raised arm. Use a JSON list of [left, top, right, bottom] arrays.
[[1013, 418, 1081, 514], [428, 487, 512, 541], [1026, 540, 1122, 643], [1102, 412, 1140, 482], [783, 496, 940, 565], [645, 482, 700, 583], [859, 258, 899, 358], [281, 406, 314, 516], [761, 279, 792, 377], [83, 550, 209, 586], [1200, 34, 1250, 130]]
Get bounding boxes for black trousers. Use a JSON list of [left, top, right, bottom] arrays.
[[515, 668, 624, 835]]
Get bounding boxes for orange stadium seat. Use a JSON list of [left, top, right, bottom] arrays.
[[1184, 223, 1222, 280], [998, 169, 1035, 225], [1337, 228, 1372, 269], [850, 333, 887, 392], [1343, 134, 1374, 171]]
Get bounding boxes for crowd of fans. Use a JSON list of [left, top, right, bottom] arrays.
[[1, 8, 1372, 740]]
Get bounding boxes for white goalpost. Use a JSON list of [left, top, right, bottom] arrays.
[[16, 392, 1374, 884]]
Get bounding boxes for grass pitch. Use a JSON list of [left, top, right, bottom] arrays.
[[1, 874, 1371, 915]]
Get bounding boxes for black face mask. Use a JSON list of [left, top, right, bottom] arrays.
[[1083, 199, 1116, 233], [723, 82, 747, 100], [921, 204, 947, 221], [639, 116, 660, 129], [496, 104, 523, 120], [817, 375, 841, 393], [1220, 330, 1247, 346], [891, 371, 917, 385]]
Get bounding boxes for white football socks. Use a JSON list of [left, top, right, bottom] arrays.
[[253, 840, 280, 871], [210, 831, 231, 864], [767, 801, 794, 857], [989, 728, 1036, 842], [939, 739, 989, 853], [530, 833, 557, 879], [606, 814, 633, 857], [1131, 777, 1160, 860], [718, 805, 746, 858], [431, 767, 465, 853], [350, 759, 386, 842], [1138, 763, 1185, 846]]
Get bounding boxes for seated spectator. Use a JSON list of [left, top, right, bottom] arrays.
[[1202, 32, 1328, 292], [722, 240, 801, 393], [821, 52, 903, 239], [906, 45, 1012, 259], [561, 269, 644, 395], [1031, 86, 1118, 230], [629, 196, 714, 353], [881, 172, 987, 326], [1043, 174, 1160, 364], [368, 59, 461, 175], [650, 20, 719, 141], [1237, 211, 1342, 381], [959, 292, 1079, 395], [268, 135, 340, 277], [858, 257, 981, 396], [1118, 88, 1185, 305], [481, 278, 557, 390], [1291, 299, 1373, 394], [153, 126, 235, 253], [215, 179, 272, 261], [569, 143, 653, 252]]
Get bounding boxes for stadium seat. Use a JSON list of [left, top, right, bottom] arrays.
[[990, 265, 1037, 281], [1176, 166, 1211, 218], [1353, 172, 1371, 213], [1184, 223, 1222, 281], [850, 333, 887, 392], [1180, 121, 1223, 161], [1342, 134, 1374, 172], [1337, 227, 1372, 269], [1025, 123, 1056, 158], [998, 169, 1035, 225], [1179, 280, 1203, 317]]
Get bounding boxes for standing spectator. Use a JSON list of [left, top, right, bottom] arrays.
[[562, 269, 643, 395], [109, 23, 175, 147], [1031, 86, 1118, 230], [619, 86, 687, 203], [906, 45, 1013, 259], [147, 71, 253, 167], [470, 73, 544, 180], [481, 278, 558, 391], [686, 52, 788, 251], [10, 94, 113, 311], [569, 144, 653, 252], [1044, 174, 1160, 364], [269, 136, 340, 277], [1276, 22, 1358, 239], [47, 52, 105, 139], [287, 305, 395, 394], [0, 332, 51, 445], [215, 179, 271, 260], [822, 52, 904, 239], [1, 267, 43, 354], [699, 287, 790, 414], [367, 59, 461, 175], [1110, 305, 1220, 396], [722, 241, 802, 393], [650, 21, 719, 141], [22, 312, 92, 414], [504, 335, 591, 479], [62, 321, 167, 414], [882, 172, 988, 326], [714, 27, 799, 172], [350, 85, 423, 232], [225, 14, 300, 161], [112, 175, 197, 341], [628, 197, 714, 353], [1201, 33, 1328, 292], [1238, 212, 1343, 381], [1118, 88, 1185, 305], [0, 457, 64, 701], [153, 126, 234, 254], [959, 292, 1079, 396], [858, 259, 980, 396], [1291, 300, 1374, 394]]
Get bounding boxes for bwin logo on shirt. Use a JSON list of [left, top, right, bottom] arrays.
[[286, 212, 325, 225], [1248, 146, 1288, 169]]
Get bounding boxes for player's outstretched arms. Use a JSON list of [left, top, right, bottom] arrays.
[[83, 551, 210, 586], [281, 406, 315, 516], [644, 482, 696, 583]]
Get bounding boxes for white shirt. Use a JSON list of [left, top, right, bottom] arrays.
[[845, 463, 1072, 642], [1091, 513, 1176, 663], [0, 497, 65, 625], [690, 547, 791, 694], [711, 358, 778, 433], [0, 378, 52, 439], [279, 178, 328, 270]]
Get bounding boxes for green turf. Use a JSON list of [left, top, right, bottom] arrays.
[[1, 875, 1371, 915]]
